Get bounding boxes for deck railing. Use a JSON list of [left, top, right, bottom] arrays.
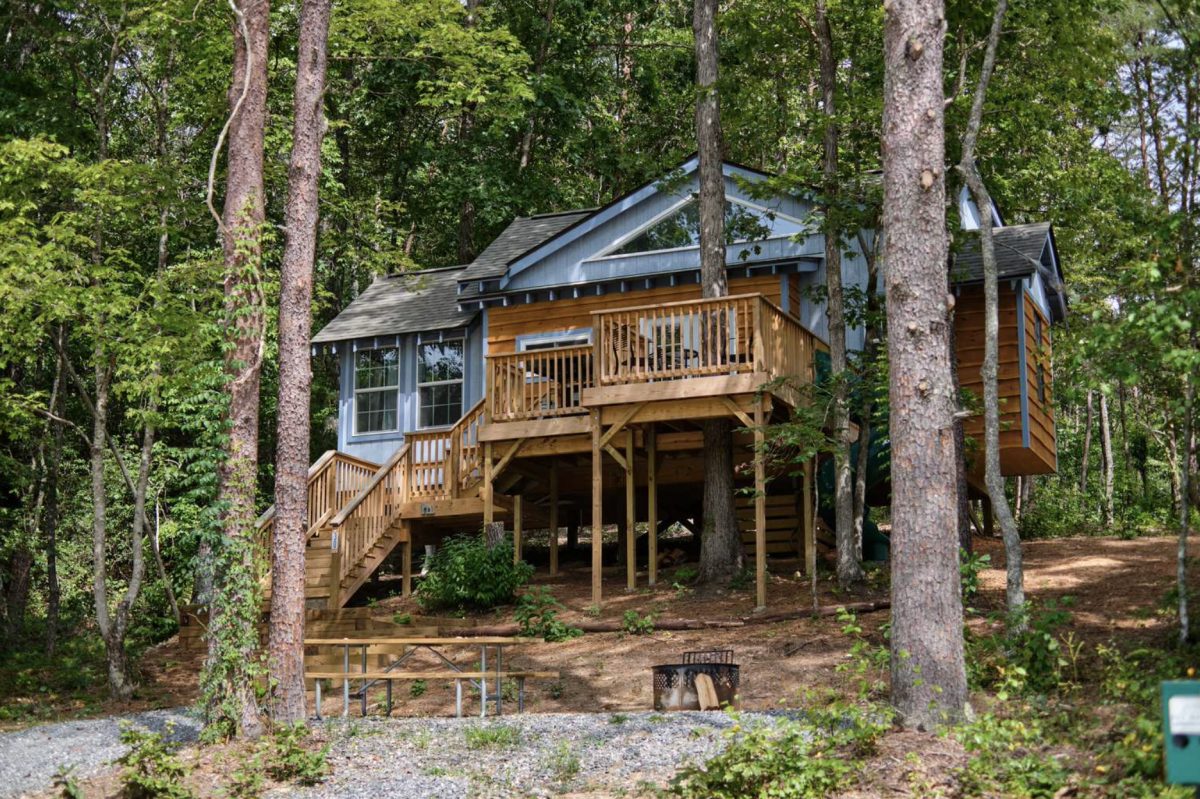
[[255, 451, 378, 573], [758, 299, 817, 388], [593, 294, 789, 386], [328, 443, 411, 588], [488, 344, 594, 422], [454, 398, 486, 493]]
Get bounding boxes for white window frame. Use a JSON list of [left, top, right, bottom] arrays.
[[518, 331, 592, 352], [416, 338, 465, 430], [353, 346, 400, 436]]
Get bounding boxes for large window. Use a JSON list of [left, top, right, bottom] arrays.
[[418, 340, 464, 428], [607, 200, 800, 257], [354, 347, 399, 434]]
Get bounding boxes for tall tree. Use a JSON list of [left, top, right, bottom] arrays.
[[268, 0, 334, 724], [804, 0, 862, 590], [882, 0, 969, 727], [204, 0, 270, 740], [693, 0, 743, 586], [1099, 391, 1115, 525], [953, 0, 1024, 627]]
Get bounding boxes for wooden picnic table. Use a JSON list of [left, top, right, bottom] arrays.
[[305, 637, 543, 719]]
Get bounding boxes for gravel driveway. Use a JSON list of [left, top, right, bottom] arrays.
[[0, 709, 796, 798], [0, 708, 200, 798], [294, 711, 799, 799]]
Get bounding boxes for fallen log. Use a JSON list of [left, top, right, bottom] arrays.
[[445, 599, 890, 638]]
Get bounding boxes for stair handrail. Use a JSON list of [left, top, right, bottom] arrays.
[[328, 442, 411, 531]]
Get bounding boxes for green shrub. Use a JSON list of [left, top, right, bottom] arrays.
[[959, 549, 990, 603], [464, 724, 521, 749], [264, 723, 329, 786], [968, 598, 1075, 695], [953, 712, 1073, 797], [670, 715, 860, 798], [549, 740, 581, 783], [117, 724, 196, 799], [410, 679, 427, 698], [416, 533, 533, 610], [514, 588, 582, 642], [52, 765, 84, 799], [621, 610, 657, 635]]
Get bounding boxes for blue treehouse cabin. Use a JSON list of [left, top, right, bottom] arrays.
[[260, 157, 1067, 612]]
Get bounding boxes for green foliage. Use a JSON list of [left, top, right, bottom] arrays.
[[953, 713, 1074, 797], [52, 765, 84, 799], [959, 549, 991, 603], [513, 587, 582, 642], [392, 612, 412, 626], [549, 740, 580, 783], [620, 610, 657, 636], [117, 725, 195, 799], [968, 599, 1076, 696], [416, 533, 532, 611], [670, 705, 890, 799], [672, 566, 698, 587], [834, 609, 890, 700], [263, 724, 329, 786], [409, 679, 428, 698], [464, 724, 521, 749]]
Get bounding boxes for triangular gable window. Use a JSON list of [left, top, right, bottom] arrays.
[[609, 200, 803, 257]]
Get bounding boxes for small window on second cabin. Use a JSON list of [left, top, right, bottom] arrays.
[[521, 333, 591, 352]]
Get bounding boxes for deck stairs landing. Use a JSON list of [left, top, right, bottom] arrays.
[[257, 398, 487, 608]]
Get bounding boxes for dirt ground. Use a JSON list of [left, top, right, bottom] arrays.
[[131, 533, 1187, 720]]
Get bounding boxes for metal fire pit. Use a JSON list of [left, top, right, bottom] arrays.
[[652, 650, 740, 711]]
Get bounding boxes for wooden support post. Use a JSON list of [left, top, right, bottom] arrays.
[[401, 523, 412, 598], [625, 428, 636, 593], [982, 497, 994, 537], [754, 398, 767, 610], [327, 533, 343, 610], [647, 426, 658, 587], [483, 442, 494, 527], [513, 494, 523, 565], [591, 408, 603, 608], [448, 428, 461, 499], [548, 460, 559, 576], [803, 458, 816, 578]]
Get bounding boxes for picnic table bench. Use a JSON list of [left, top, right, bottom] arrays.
[[304, 637, 558, 719]]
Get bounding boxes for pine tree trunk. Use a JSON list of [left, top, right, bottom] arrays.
[[882, 0, 968, 728], [1080, 390, 1094, 498], [268, 0, 332, 726], [1178, 372, 1194, 646], [811, 0, 861, 590], [208, 0, 271, 740], [693, 0, 742, 585], [1099, 392, 1115, 527]]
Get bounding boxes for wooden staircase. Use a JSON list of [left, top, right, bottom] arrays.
[[258, 399, 489, 609], [738, 493, 803, 560]]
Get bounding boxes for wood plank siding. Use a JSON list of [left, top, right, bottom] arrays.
[[955, 284, 1056, 477], [486, 273, 789, 354]]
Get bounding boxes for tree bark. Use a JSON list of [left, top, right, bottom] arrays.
[[268, 0, 332, 726], [809, 0, 861, 590], [1178, 370, 1194, 646], [852, 229, 881, 559], [1080, 389, 1094, 498], [207, 0, 271, 740], [882, 0, 969, 728], [1099, 392, 1115, 527], [956, 0, 1022, 630], [693, 0, 742, 585], [44, 331, 66, 656]]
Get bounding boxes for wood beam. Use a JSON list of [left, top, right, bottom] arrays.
[[401, 522, 413, 598], [722, 396, 755, 429], [549, 460, 559, 576], [602, 443, 627, 471], [513, 494, 523, 565], [591, 408, 603, 608], [599, 402, 646, 450], [492, 438, 526, 479], [483, 442, 494, 527], [754, 398, 767, 611], [625, 429, 636, 593], [647, 426, 658, 587]]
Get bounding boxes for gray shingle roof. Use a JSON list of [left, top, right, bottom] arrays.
[[311, 266, 477, 344], [952, 222, 1052, 284], [456, 209, 593, 300]]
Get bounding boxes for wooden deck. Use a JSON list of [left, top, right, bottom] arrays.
[[260, 293, 825, 612]]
